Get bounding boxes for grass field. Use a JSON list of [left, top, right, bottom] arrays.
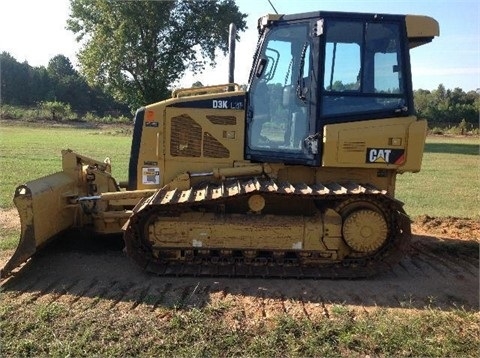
[[1, 124, 478, 217], [0, 125, 132, 250], [396, 135, 480, 218], [0, 302, 477, 357], [0, 125, 132, 209]]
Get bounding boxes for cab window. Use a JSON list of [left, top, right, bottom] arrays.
[[322, 20, 406, 117]]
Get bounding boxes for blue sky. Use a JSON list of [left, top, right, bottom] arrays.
[[1, 0, 479, 91]]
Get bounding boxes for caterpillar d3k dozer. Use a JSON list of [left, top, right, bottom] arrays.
[[1, 10, 439, 279]]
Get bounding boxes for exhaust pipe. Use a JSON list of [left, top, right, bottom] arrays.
[[228, 23, 236, 90]]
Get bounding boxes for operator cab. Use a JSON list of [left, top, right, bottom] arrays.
[[245, 11, 419, 166]]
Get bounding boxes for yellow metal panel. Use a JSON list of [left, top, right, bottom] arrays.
[[405, 15, 439, 48], [14, 172, 77, 249], [322, 116, 425, 174], [151, 212, 309, 250], [135, 91, 246, 190], [303, 215, 326, 251], [134, 103, 166, 191], [400, 119, 428, 173], [163, 106, 245, 184], [323, 209, 349, 259], [337, 124, 407, 164]]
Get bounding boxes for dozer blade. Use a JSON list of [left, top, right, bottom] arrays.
[[1, 172, 77, 279]]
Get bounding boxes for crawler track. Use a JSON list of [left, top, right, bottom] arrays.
[[124, 179, 411, 279]]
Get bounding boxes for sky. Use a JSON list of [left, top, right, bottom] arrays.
[[0, 0, 479, 92]]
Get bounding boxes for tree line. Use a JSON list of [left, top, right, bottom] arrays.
[[0, 52, 130, 116], [3, 49, 478, 127], [414, 84, 479, 126]]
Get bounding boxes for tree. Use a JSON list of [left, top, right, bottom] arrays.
[[67, 0, 247, 110], [0, 52, 32, 105], [0, 52, 130, 116], [48, 55, 77, 79], [47, 55, 90, 110], [30, 66, 54, 104]]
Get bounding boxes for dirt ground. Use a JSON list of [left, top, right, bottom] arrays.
[[0, 209, 478, 317]]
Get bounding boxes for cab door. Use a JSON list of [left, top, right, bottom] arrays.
[[245, 21, 320, 166]]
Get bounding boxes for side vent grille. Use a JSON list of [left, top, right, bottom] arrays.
[[203, 132, 230, 158], [207, 115, 237, 125], [171, 115, 202, 157]]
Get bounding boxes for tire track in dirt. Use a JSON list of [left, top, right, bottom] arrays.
[[1, 223, 479, 314], [415, 242, 478, 277], [55, 278, 100, 309], [16, 277, 63, 306]]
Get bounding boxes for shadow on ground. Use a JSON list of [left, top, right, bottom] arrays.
[[2, 232, 478, 312]]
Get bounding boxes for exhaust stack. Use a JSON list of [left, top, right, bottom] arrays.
[[228, 23, 236, 90]]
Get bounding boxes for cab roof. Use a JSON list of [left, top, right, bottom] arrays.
[[257, 10, 439, 48]]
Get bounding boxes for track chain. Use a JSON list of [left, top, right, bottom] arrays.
[[123, 178, 411, 279]]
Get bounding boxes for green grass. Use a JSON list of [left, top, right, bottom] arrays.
[[0, 125, 131, 209], [1, 124, 478, 218], [0, 299, 478, 357], [396, 136, 479, 218], [0, 228, 17, 251]]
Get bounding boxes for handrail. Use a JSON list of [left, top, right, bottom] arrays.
[[172, 83, 241, 98]]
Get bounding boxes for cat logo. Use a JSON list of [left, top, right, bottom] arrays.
[[369, 149, 392, 163], [366, 148, 405, 164]]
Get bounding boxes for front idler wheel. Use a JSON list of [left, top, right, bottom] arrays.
[[336, 199, 390, 255]]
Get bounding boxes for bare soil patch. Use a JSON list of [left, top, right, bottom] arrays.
[[413, 215, 480, 241], [1, 212, 478, 317], [0, 208, 20, 231]]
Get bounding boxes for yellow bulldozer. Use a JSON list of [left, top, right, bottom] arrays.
[[2, 10, 439, 279]]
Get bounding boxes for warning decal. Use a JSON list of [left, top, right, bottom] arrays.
[[142, 167, 160, 185]]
